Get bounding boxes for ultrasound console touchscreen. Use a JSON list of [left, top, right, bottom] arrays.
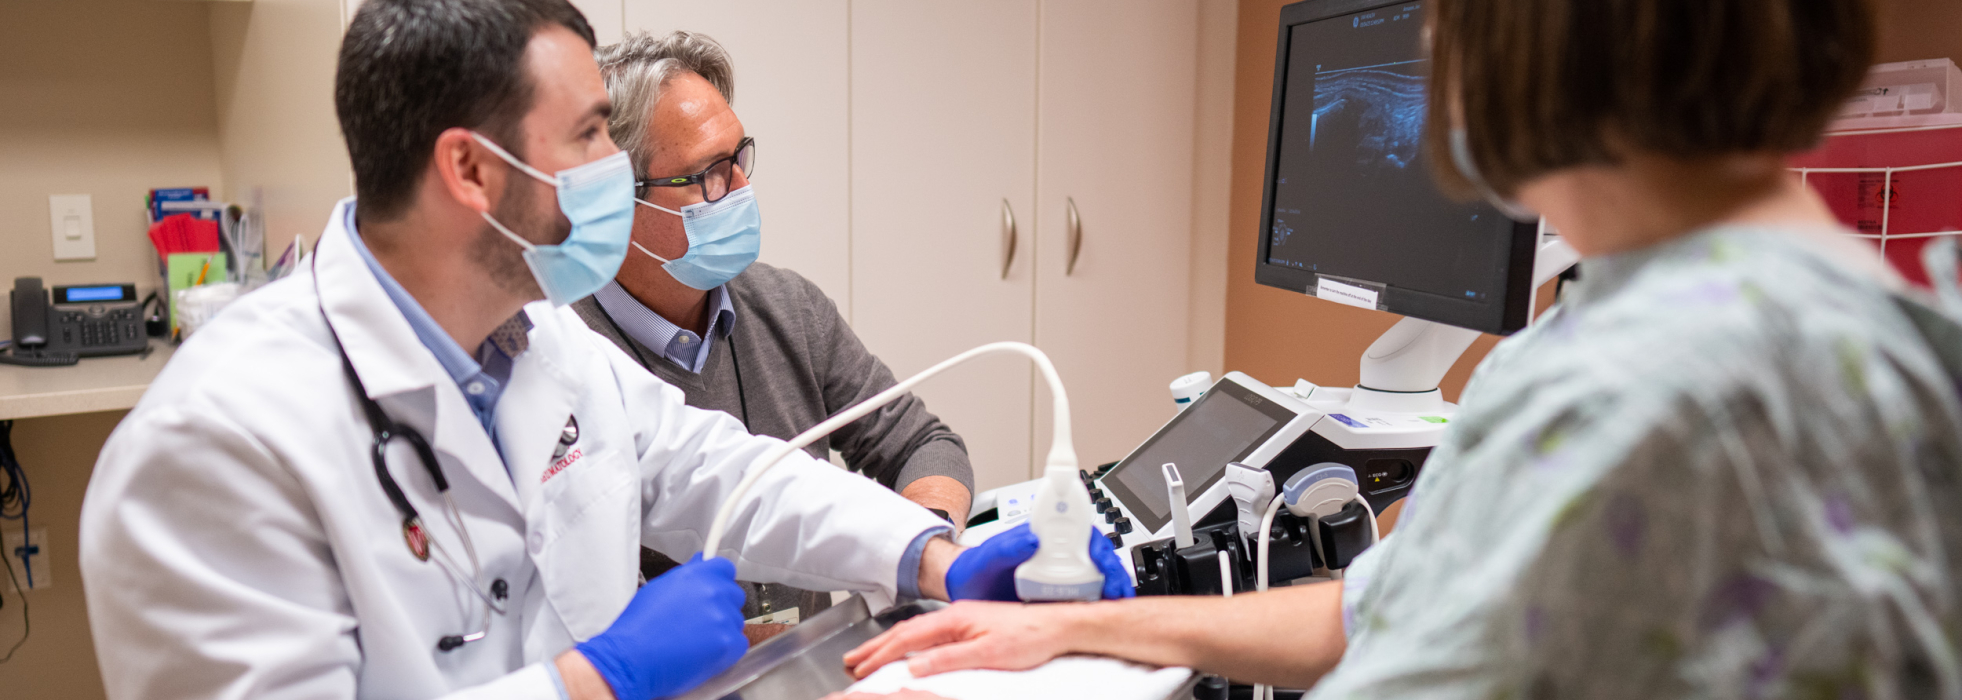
[[1100, 379, 1303, 535]]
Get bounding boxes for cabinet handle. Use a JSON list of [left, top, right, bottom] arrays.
[[1065, 197, 1083, 276], [1001, 199, 1018, 280]]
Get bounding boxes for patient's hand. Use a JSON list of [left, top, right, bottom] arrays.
[[842, 601, 1081, 679]]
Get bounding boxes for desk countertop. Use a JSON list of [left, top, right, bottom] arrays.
[[0, 344, 174, 420]]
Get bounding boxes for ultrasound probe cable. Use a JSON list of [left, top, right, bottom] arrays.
[[700, 342, 1076, 560]]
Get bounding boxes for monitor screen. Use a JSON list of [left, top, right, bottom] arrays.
[[1100, 380, 1301, 535], [1255, 0, 1536, 334]]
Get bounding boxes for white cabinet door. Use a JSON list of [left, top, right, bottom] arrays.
[[619, 0, 854, 311], [1033, 0, 1200, 468], [851, 0, 1040, 491]]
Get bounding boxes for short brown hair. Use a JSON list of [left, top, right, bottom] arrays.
[[1424, 0, 1878, 198]]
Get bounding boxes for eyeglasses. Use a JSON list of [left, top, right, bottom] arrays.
[[637, 137, 756, 204]]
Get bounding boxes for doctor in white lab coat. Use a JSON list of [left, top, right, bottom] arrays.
[[73, 3, 1116, 699], [81, 196, 942, 697]]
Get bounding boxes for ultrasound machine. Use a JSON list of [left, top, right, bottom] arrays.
[[966, 0, 1577, 599]]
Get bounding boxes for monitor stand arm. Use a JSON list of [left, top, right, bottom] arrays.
[[1350, 233, 1580, 414]]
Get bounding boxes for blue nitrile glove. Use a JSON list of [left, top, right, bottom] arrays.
[[574, 553, 747, 700], [945, 523, 1136, 601], [1088, 525, 1137, 600]]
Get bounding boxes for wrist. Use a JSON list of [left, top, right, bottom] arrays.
[[918, 536, 964, 601], [555, 650, 617, 700], [1055, 602, 1112, 657]]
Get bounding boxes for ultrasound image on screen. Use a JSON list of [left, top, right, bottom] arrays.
[[1266, 2, 1513, 305]]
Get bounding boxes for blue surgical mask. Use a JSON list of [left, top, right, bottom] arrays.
[[633, 185, 762, 291], [1448, 127, 1538, 222], [471, 132, 635, 306]]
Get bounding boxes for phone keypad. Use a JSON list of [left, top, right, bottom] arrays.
[[57, 308, 143, 349]]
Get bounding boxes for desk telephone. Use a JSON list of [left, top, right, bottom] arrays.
[[4, 277, 147, 367]]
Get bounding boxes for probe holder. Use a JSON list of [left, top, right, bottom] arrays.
[[1316, 501, 1374, 571], [1130, 506, 1332, 597]]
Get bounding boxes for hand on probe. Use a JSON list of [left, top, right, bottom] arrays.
[[941, 523, 1134, 602]]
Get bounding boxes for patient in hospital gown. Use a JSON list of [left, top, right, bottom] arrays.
[[1320, 225, 1962, 699]]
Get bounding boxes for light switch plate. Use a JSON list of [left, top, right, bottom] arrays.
[[49, 193, 96, 261], [3, 527, 51, 592]]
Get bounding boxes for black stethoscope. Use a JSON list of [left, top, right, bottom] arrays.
[[313, 254, 547, 653]]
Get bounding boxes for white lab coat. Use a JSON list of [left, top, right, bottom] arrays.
[[79, 199, 946, 699]]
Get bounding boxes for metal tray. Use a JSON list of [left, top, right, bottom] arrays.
[[675, 596, 947, 700]]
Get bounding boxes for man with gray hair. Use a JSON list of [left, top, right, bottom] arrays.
[[580, 31, 976, 628]]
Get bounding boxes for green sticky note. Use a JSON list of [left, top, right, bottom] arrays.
[[166, 252, 227, 331], [1420, 416, 1448, 424]]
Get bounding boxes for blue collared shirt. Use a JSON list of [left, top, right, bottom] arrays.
[[345, 223, 516, 446], [592, 281, 734, 373]]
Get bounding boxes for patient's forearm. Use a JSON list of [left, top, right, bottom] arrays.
[[1064, 582, 1346, 687], [901, 476, 971, 530]]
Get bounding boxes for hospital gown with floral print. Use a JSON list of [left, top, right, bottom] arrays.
[[1313, 226, 1962, 699]]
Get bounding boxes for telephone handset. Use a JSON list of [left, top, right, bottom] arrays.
[[6, 277, 75, 367], [10, 277, 49, 348]]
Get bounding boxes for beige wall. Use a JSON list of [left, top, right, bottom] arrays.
[[566, 0, 624, 44], [0, 0, 351, 334], [0, 0, 227, 336], [209, 0, 356, 260], [1185, 0, 1237, 378]]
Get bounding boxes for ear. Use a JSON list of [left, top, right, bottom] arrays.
[[431, 127, 504, 215]]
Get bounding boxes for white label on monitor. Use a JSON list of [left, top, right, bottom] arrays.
[[1316, 278, 1380, 310]]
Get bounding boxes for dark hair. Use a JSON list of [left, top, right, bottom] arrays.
[[1425, 0, 1878, 198], [335, 0, 596, 221]]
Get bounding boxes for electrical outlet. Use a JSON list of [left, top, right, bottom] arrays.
[[48, 193, 96, 261], [3, 528, 50, 592]]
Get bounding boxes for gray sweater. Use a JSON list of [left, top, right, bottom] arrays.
[[571, 262, 973, 495]]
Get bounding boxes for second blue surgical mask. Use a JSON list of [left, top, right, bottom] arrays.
[[634, 185, 762, 291], [472, 132, 636, 306]]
